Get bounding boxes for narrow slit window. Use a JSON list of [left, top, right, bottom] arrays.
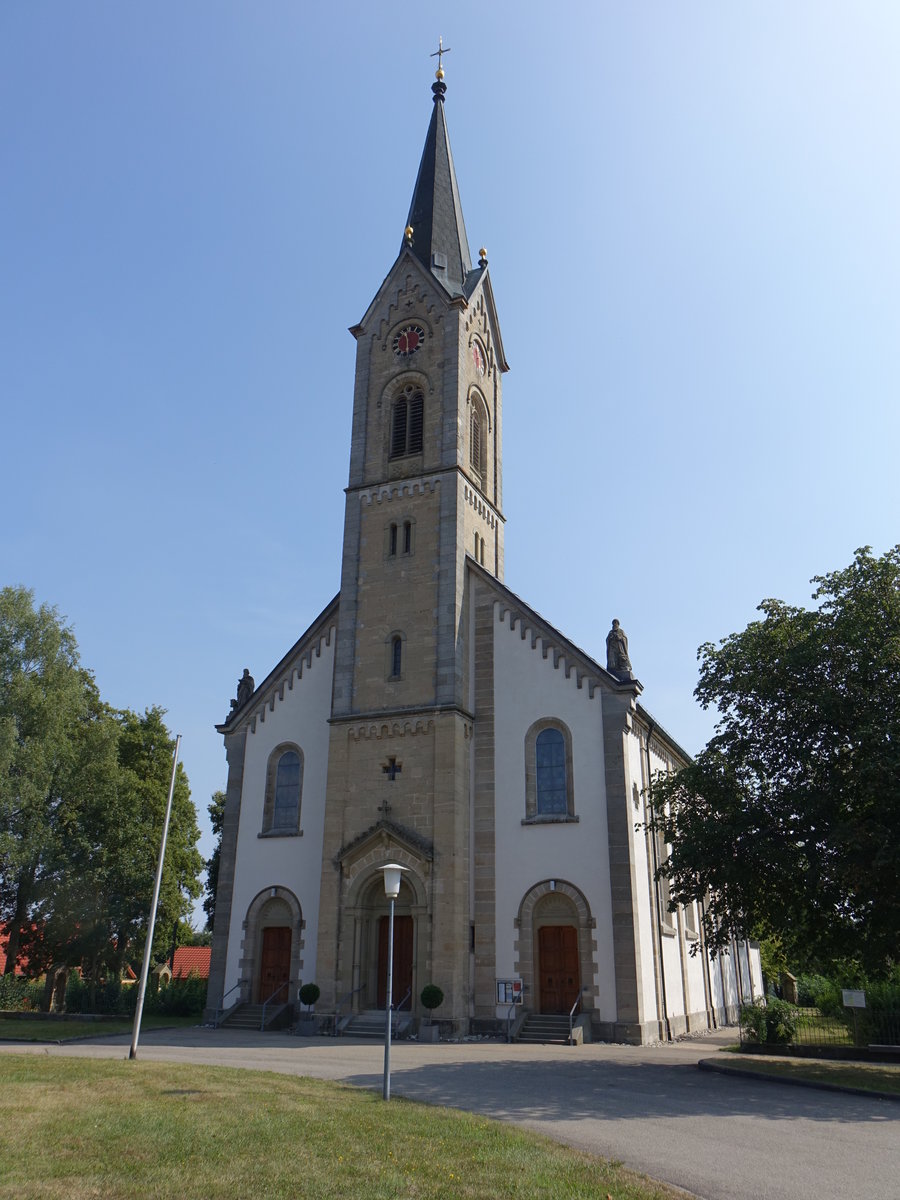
[[403, 521, 412, 554], [389, 523, 398, 556], [391, 636, 402, 678]]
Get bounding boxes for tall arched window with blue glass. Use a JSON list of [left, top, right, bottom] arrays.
[[273, 750, 302, 830], [535, 728, 567, 815]]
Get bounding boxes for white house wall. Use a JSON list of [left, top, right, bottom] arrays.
[[491, 607, 617, 1023], [628, 730, 659, 1024], [223, 633, 336, 996]]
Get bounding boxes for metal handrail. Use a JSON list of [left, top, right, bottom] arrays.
[[212, 981, 243, 1028], [260, 980, 288, 1031], [391, 988, 412, 1036], [568, 992, 582, 1045], [506, 985, 527, 1043], [333, 983, 366, 1037]]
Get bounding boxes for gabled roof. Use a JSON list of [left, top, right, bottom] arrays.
[[171, 946, 211, 979], [403, 77, 472, 298], [466, 558, 694, 765], [217, 594, 339, 734]]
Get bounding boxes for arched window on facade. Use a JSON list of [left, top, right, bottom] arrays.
[[389, 523, 398, 556], [470, 397, 485, 480], [262, 745, 303, 835], [390, 635, 403, 679], [535, 729, 567, 815], [524, 720, 576, 822], [390, 386, 424, 458]]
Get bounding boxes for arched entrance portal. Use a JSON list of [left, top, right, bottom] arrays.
[[516, 881, 595, 1018], [537, 923, 580, 1013], [360, 874, 416, 1012], [376, 909, 414, 1010], [259, 925, 291, 1003], [241, 888, 303, 1006]]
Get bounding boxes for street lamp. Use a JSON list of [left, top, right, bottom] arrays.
[[380, 862, 407, 1101]]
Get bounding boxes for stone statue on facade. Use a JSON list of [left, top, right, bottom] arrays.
[[231, 667, 255, 712], [606, 620, 633, 679]]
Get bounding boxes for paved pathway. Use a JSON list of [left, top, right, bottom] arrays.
[[3, 1027, 898, 1200]]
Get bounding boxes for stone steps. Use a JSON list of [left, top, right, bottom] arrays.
[[219, 1003, 292, 1031], [340, 1009, 413, 1039], [516, 1013, 577, 1044]]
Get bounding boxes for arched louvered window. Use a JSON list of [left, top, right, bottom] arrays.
[[390, 386, 424, 458], [470, 401, 484, 478]]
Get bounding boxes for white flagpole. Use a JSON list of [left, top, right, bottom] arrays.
[[129, 734, 182, 1061]]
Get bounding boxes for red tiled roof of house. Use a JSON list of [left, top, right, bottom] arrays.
[[171, 946, 211, 979], [0, 934, 32, 977]]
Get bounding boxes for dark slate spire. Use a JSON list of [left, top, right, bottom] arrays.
[[403, 72, 472, 297]]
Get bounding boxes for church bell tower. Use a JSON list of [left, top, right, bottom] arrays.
[[315, 61, 508, 1029]]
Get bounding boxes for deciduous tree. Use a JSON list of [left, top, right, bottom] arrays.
[[648, 546, 900, 977]]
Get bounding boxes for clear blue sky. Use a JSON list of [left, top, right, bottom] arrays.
[[3, 4, 898, 926]]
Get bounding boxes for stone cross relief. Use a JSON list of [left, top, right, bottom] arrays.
[[379, 757, 402, 817]]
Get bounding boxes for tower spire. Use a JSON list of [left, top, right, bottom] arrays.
[[402, 52, 472, 296]]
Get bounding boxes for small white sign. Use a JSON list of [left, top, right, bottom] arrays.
[[842, 989, 866, 1008]]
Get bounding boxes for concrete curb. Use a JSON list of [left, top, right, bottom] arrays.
[[697, 1057, 900, 1102]]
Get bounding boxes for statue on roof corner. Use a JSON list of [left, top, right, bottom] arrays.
[[606, 620, 633, 679], [230, 667, 254, 712]]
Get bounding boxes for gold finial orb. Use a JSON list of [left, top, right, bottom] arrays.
[[479, 247, 488, 264], [435, 66, 444, 80], [405, 225, 414, 242]]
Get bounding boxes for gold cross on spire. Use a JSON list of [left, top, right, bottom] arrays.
[[430, 36, 451, 76]]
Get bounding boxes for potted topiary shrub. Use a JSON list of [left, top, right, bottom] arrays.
[[296, 983, 321, 1036], [419, 984, 444, 1042]]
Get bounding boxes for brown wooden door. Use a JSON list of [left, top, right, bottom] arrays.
[[538, 925, 580, 1013], [258, 926, 291, 1002], [377, 915, 413, 1010]]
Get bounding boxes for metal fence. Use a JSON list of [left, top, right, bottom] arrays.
[[740, 1002, 900, 1050]]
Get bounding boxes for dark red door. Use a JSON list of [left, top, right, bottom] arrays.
[[538, 925, 580, 1013], [377, 915, 413, 1010], [258, 926, 291, 1002]]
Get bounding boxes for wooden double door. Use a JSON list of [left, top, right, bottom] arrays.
[[538, 925, 580, 1014], [258, 926, 291, 1003], [376, 915, 413, 1010]]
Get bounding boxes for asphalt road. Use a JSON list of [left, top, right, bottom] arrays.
[[2, 1026, 897, 1200]]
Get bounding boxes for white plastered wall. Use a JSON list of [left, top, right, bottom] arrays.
[[492, 610, 617, 1023], [223, 634, 336, 996]]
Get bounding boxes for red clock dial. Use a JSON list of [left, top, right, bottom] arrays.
[[472, 342, 486, 376], [393, 324, 425, 357]]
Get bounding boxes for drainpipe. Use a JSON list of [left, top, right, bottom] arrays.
[[644, 721, 672, 1042]]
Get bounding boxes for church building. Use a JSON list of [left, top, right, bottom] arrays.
[[207, 66, 761, 1043]]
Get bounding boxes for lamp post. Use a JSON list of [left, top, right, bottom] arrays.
[[380, 862, 407, 1101]]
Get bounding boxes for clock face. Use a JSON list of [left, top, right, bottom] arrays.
[[393, 324, 425, 357], [472, 341, 486, 376]]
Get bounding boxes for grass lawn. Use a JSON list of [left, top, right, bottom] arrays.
[[0, 1054, 685, 1200], [715, 1052, 900, 1095], [0, 1015, 198, 1042]]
